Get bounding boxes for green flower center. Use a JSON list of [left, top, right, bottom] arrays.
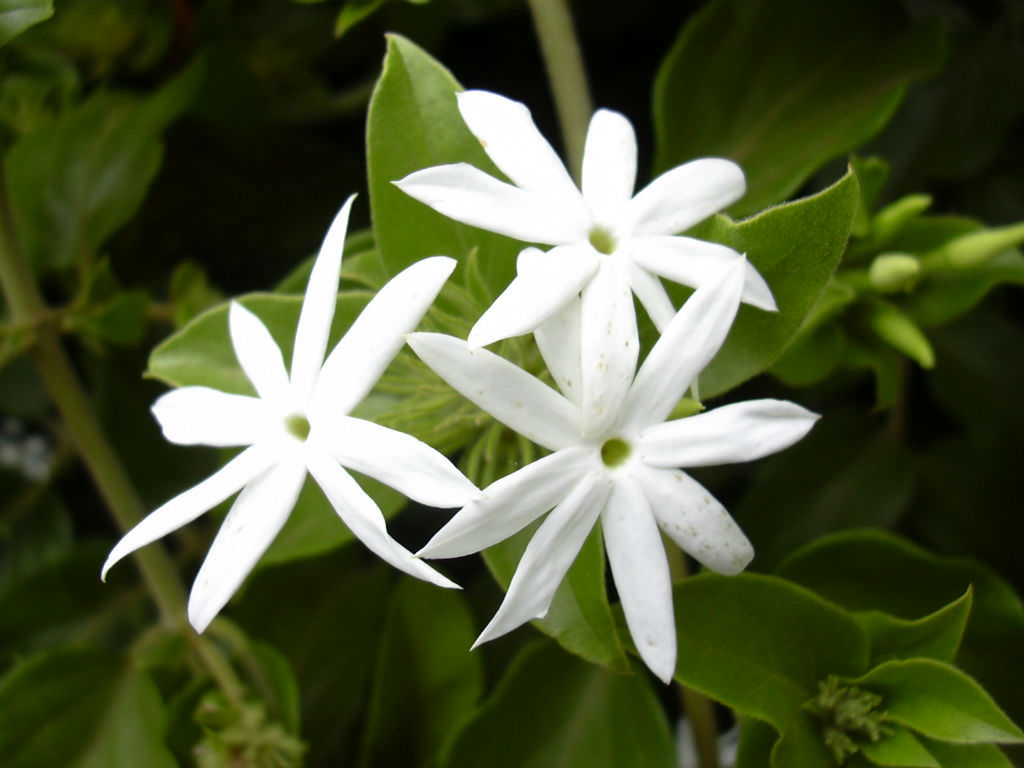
[[600, 437, 631, 468], [284, 413, 311, 441], [588, 227, 617, 255]]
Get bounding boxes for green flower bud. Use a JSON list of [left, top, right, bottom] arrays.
[[871, 194, 932, 243], [868, 253, 921, 293], [864, 300, 935, 369], [921, 221, 1024, 271]]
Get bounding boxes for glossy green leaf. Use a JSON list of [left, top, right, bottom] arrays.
[[653, 0, 943, 215], [5, 58, 202, 270], [366, 34, 520, 291], [860, 726, 938, 767], [692, 170, 859, 397], [482, 523, 629, 673], [0, 648, 178, 768], [856, 589, 972, 666], [917, 738, 1014, 768], [441, 640, 675, 768], [359, 579, 483, 767], [853, 659, 1024, 745], [0, 0, 52, 47]]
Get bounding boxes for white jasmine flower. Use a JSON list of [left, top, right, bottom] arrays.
[[103, 196, 477, 632], [407, 260, 816, 682], [394, 90, 776, 350]]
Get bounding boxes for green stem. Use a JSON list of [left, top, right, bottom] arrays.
[[525, 0, 593, 182], [0, 160, 244, 706]]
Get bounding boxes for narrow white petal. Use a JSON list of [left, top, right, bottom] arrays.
[[229, 302, 290, 405], [639, 399, 819, 468], [579, 261, 638, 438], [534, 296, 582, 404], [418, 447, 595, 559], [101, 444, 276, 580], [395, 163, 586, 245], [629, 235, 776, 311], [304, 449, 459, 589], [151, 387, 272, 447], [620, 258, 745, 430], [407, 332, 579, 451], [634, 464, 752, 575], [319, 416, 479, 508], [187, 456, 307, 632], [467, 245, 598, 348], [473, 471, 611, 646], [602, 476, 676, 683], [581, 109, 637, 225], [623, 158, 745, 236], [456, 90, 585, 213], [290, 195, 355, 401], [625, 261, 676, 332], [313, 256, 455, 417]]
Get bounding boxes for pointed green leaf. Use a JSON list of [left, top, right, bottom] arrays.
[[860, 726, 938, 767], [917, 738, 1014, 768], [853, 659, 1024, 745], [0, 0, 52, 47], [653, 0, 943, 215], [856, 589, 972, 666], [441, 640, 675, 768], [366, 34, 520, 291], [692, 170, 859, 397]]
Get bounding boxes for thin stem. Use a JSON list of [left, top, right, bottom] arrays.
[[525, 0, 593, 182], [0, 159, 244, 706]]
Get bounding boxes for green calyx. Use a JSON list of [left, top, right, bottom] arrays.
[[600, 437, 631, 468], [284, 413, 311, 441], [588, 227, 617, 255], [804, 675, 892, 765]]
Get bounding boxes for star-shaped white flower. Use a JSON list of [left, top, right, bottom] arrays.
[[395, 89, 776, 350], [406, 260, 816, 682], [103, 196, 478, 632]]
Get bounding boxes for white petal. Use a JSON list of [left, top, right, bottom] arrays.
[[628, 235, 776, 311], [467, 245, 598, 348], [151, 387, 272, 447], [581, 109, 637, 226], [623, 158, 745, 236], [534, 296, 582, 404], [290, 195, 355, 402], [418, 447, 595, 559], [602, 476, 676, 683], [304, 449, 459, 589], [187, 456, 307, 632], [407, 332, 579, 451], [394, 163, 587, 245], [313, 256, 455, 417], [625, 261, 675, 332], [318, 416, 479, 508], [473, 471, 611, 646], [639, 399, 819, 468], [620, 258, 745, 430], [229, 302, 290, 405], [579, 261, 638, 438], [101, 444, 276, 580], [457, 90, 584, 212], [634, 464, 752, 575]]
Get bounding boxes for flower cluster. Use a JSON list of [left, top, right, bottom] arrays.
[[105, 91, 817, 682]]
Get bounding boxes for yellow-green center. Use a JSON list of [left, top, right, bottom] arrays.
[[588, 227, 617, 255], [285, 413, 311, 441], [600, 437, 631, 468]]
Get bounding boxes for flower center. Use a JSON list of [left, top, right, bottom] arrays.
[[284, 413, 311, 441], [588, 227, 617, 255], [600, 437, 631, 468]]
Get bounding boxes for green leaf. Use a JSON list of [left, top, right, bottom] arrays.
[[482, 523, 629, 673], [366, 34, 520, 292], [5, 57, 203, 271], [652, 0, 943, 215], [0, 648, 178, 768], [907, 249, 1024, 328], [693, 169, 859, 397], [248, 641, 302, 736], [734, 716, 777, 768], [168, 261, 223, 328], [0, 0, 52, 47], [860, 726, 938, 767], [440, 640, 675, 768], [855, 589, 972, 667], [359, 579, 483, 767], [853, 659, 1024, 745], [68, 289, 150, 348], [917, 738, 1014, 768]]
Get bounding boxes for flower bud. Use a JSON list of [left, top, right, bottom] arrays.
[[871, 194, 932, 243], [868, 253, 921, 293], [864, 301, 934, 369], [921, 221, 1024, 271]]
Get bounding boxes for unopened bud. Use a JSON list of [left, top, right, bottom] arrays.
[[868, 253, 921, 293], [871, 194, 932, 243], [921, 221, 1024, 271], [864, 301, 935, 369]]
